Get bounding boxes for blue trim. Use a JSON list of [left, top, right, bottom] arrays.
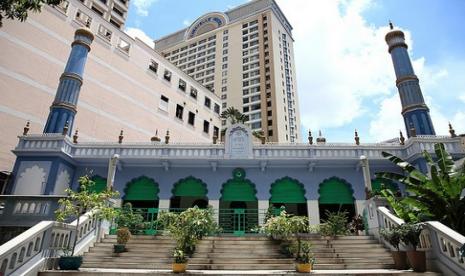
[[403, 109, 435, 136]]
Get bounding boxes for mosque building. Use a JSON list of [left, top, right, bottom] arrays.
[[0, 0, 464, 238]]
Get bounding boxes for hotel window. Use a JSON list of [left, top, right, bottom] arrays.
[[91, 5, 104, 16], [268, 130, 273, 136], [175, 104, 184, 120], [221, 87, 227, 92], [112, 5, 124, 17], [188, 112, 195, 126], [203, 120, 210, 134], [213, 126, 219, 138], [159, 95, 169, 112], [178, 79, 186, 91], [163, 70, 172, 82], [149, 60, 158, 73], [223, 30, 228, 34], [243, 106, 249, 113], [98, 25, 112, 41], [251, 122, 261, 129], [204, 97, 211, 109], [214, 103, 220, 114], [75, 10, 92, 27], [190, 88, 198, 99], [56, 0, 69, 13], [117, 38, 130, 53], [222, 103, 227, 108], [222, 49, 228, 54]]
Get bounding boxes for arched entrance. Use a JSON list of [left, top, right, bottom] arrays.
[[170, 176, 208, 210], [318, 177, 355, 222], [123, 176, 159, 209], [219, 168, 258, 235], [269, 177, 308, 216], [88, 175, 106, 194]]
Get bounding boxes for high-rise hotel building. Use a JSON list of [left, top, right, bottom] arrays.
[[154, 0, 300, 143]]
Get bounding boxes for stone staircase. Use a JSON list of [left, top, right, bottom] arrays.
[[81, 234, 175, 269]]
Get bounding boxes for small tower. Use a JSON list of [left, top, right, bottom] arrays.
[[354, 129, 360, 145], [308, 130, 313, 145], [43, 28, 94, 135], [316, 130, 326, 145], [385, 22, 435, 137], [449, 122, 457, 138]]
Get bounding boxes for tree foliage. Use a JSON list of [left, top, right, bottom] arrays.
[[0, 0, 62, 27], [220, 107, 248, 125], [55, 175, 119, 255], [376, 143, 465, 234]]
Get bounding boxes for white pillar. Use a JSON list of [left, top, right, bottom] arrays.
[[360, 155, 372, 195], [258, 200, 269, 225], [307, 200, 320, 225], [158, 199, 170, 210], [355, 200, 366, 216], [209, 199, 220, 224]]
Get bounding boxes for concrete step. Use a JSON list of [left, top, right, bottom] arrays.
[[187, 263, 295, 270], [83, 256, 172, 264], [314, 252, 392, 258], [105, 235, 172, 240], [84, 251, 173, 258], [100, 238, 176, 245], [94, 243, 175, 249], [314, 263, 396, 270], [192, 253, 285, 259], [188, 258, 294, 264], [80, 262, 171, 269]]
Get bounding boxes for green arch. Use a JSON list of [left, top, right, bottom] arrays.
[[318, 177, 354, 204], [171, 176, 208, 197], [269, 177, 306, 203], [89, 175, 107, 194], [123, 176, 159, 201], [220, 169, 257, 202], [371, 178, 399, 193]]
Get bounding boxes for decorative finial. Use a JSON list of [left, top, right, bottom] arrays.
[[151, 129, 161, 142], [308, 130, 313, 145], [389, 20, 394, 30], [449, 122, 457, 138], [165, 130, 170, 144], [62, 121, 69, 135], [399, 130, 405, 145], [73, 129, 79, 143], [409, 122, 417, 137], [118, 130, 124, 144], [316, 130, 326, 144], [354, 129, 360, 145], [23, 121, 30, 136]]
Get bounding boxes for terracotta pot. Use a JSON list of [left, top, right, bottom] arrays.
[[391, 251, 409, 270], [406, 250, 426, 272], [172, 263, 187, 273], [295, 263, 312, 273]]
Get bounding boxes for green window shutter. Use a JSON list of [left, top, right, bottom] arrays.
[[270, 177, 306, 203], [123, 176, 159, 201], [318, 177, 354, 204], [220, 169, 257, 202], [172, 176, 208, 197], [88, 175, 106, 194], [371, 178, 399, 193]]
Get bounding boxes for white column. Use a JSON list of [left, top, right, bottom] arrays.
[[360, 155, 372, 195], [355, 200, 366, 216], [158, 199, 170, 210], [208, 199, 220, 224], [307, 200, 320, 225], [258, 200, 269, 225]]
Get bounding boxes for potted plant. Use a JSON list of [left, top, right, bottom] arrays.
[[294, 241, 316, 273], [172, 249, 188, 273], [55, 175, 119, 270], [349, 214, 365, 235], [400, 223, 426, 272], [319, 210, 349, 236], [379, 227, 409, 269], [114, 227, 131, 253]]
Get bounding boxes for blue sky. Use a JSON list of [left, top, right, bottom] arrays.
[[125, 0, 465, 143]]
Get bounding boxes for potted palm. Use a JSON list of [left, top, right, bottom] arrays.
[[294, 241, 316, 273], [114, 227, 131, 253], [379, 226, 409, 269], [172, 249, 188, 273], [400, 223, 425, 272], [55, 175, 119, 270]]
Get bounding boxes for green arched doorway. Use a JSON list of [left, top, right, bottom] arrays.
[[170, 176, 208, 210], [219, 168, 258, 235], [371, 178, 400, 196], [318, 177, 355, 222], [123, 176, 159, 209], [88, 175, 107, 194], [269, 177, 308, 216]]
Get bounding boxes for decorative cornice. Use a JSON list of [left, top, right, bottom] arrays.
[[50, 102, 77, 113], [396, 74, 418, 86], [401, 103, 430, 115], [60, 72, 83, 84]]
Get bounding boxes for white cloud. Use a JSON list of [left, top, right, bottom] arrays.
[[183, 19, 191, 27], [460, 94, 465, 104], [125, 27, 154, 48], [133, 0, 158, 16], [276, 0, 463, 141]]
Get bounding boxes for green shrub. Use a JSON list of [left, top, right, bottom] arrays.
[[116, 227, 131, 244], [379, 226, 402, 251], [320, 210, 349, 236], [399, 223, 424, 251], [173, 248, 187, 264], [115, 203, 144, 233]]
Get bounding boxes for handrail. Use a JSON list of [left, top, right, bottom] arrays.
[[0, 210, 102, 276]]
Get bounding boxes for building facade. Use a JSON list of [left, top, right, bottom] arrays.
[[154, 0, 300, 143], [0, 0, 222, 172]]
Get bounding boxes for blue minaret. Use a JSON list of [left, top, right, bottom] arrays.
[[385, 23, 435, 137], [43, 27, 94, 135]]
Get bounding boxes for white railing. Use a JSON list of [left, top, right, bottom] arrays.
[[0, 210, 102, 276], [367, 201, 465, 275]]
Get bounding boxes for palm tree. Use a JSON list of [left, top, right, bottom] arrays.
[[376, 143, 465, 234], [220, 107, 248, 124]]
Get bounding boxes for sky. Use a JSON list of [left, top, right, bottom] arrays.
[[124, 0, 465, 143]]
